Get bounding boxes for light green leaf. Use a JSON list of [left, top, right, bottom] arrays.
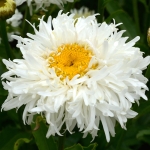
[[65, 144, 83, 150], [84, 143, 97, 150], [65, 143, 97, 150], [31, 116, 57, 150], [14, 138, 31, 150]]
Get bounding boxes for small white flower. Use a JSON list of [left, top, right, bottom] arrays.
[[6, 9, 23, 42], [14, 0, 26, 6], [70, 6, 94, 18], [7, 32, 14, 42], [6, 9, 23, 27], [7, 31, 20, 42], [15, 0, 74, 10], [1, 11, 150, 142]]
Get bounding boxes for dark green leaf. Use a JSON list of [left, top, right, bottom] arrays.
[[136, 129, 150, 144], [0, 44, 7, 59], [65, 132, 82, 147], [102, 0, 114, 7], [7, 109, 19, 123], [145, 65, 150, 79], [139, 0, 149, 12], [0, 127, 31, 150], [135, 104, 150, 120], [105, 1, 138, 39]]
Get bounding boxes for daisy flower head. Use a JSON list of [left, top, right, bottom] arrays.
[[1, 11, 150, 142], [70, 6, 94, 19]]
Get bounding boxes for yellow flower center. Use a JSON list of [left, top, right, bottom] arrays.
[[0, 0, 16, 20], [0, 0, 6, 7], [48, 43, 93, 80]]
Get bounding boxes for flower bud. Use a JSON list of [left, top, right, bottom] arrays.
[[0, 0, 16, 20]]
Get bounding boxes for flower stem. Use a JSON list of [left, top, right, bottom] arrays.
[[0, 20, 13, 59], [58, 131, 66, 150]]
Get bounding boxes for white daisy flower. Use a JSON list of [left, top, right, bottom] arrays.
[[6, 9, 23, 27], [70, 6, 94, 19], [1, 11, 150, 142]]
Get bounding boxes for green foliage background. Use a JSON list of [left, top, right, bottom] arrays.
[[0, 0, 150, 150]]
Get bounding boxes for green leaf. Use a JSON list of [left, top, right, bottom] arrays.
[[105, 1, 138, 40], [136, 129, 150, 144], [135, 104, 150, 120], [105, 10, 125, 22], [135, 43, 149, 55], [0, 127, 31, 150], [101, 0, 114, 7], [145, 65, 150, 79], [65, 143, 97, 150], [65, 144, 83, 150], [31, 116, 57, 150], [14, 138, 31, 150], [137, 129, 150, 138], [139, 0, 149, 12], [84, 143, 97, 150], [65, 132, 82, 148]]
